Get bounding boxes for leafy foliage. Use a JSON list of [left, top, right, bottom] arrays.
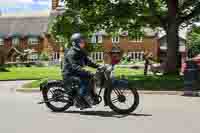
[[50, 0, 200, 74], [51, 0, 200, 38], [50, 0, 149, 49], [187, 25, 200, 58], [39, 52, 49, 61]]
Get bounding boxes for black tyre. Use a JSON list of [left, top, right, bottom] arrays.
[[42, 83, 72, 112], [107, 87, 139, 114]]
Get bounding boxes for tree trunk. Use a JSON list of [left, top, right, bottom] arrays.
[[164, 0, 180, 75], [0, 48, 5, 66], [144, 58, 149, 75], [165, 23, 179, 74], [0, 55, 6, 72]]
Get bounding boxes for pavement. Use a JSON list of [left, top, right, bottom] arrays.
[[1, 81, 200, 133]]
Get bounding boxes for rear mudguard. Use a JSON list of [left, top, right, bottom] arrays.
[[40, 80, 64, 91], [103, 79, 129, 106]]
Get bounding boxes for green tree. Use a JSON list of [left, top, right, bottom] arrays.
[[187, 25, 200, 58], [51, 0, 200, 74], [50, 0, 144, 47], [49, 0, 96, 48], [144, 0, 200, 74], [0, 48, 5, 64], [39, 52, 50, 61]]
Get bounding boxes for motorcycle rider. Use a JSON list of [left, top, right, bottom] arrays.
[[62, 33, 100, 109]]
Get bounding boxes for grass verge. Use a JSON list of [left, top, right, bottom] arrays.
[[0, 66, 61, 80], [18, 67, 184, 91]]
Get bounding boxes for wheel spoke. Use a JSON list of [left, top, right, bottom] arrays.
[[111, 98, 119, 103], [117, 88, 125, 95], [113, 89, 119, 96], [47, 95, 61, 102], [113, 88, 122, 96], [49, 90, 54, 95]]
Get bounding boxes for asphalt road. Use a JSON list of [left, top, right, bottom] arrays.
[[0, 81, 200, 133]]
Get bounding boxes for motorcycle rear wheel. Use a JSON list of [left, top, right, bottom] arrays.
[[42, 83, 72, 112]]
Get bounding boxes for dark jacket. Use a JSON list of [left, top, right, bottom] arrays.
[[62, 46, 99, 77]]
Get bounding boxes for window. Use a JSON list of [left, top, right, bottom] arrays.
[[0, 38, 4, 45], [112, 36, 120, 43], [53, 52, 60, 60], [91, 35, 96, 43], [129, 32, 143, 42], [130, 37, 143, 42], [91, 35, 103, 44], [28, 53, 38, 61], [12, 37, 20, 45], [28, 37, 39, 45], [97, 35, 103, 43]]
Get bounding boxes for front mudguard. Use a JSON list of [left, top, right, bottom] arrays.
[[103, 79, 129, 106], [40, 80, 64, 91]]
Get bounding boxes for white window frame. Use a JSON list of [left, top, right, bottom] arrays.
[[131, 37, 143, 42], [91, 35, 103, 44], [28, 37, 39, 45], [112, 36, 120, 43], [91, 35, 97, 43], [97, 35, 103, 43], [0, 38, 4, 45], [53, 52, 60, 61], [12, 37, 20, 45]]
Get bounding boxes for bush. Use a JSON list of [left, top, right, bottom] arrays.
[[35, 62, 47, 67], [120, 56, 137, 65], [25, 63, 31, 67], [0, 65, 9, 72], [39, 52, 49, 61], [187, 25, 200, 58]]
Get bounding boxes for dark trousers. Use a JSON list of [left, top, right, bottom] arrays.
[[63, 71, 91, 97], [79, 79, 89, 96]]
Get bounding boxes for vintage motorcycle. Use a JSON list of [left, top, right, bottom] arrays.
[[38, 65, 139, 114]]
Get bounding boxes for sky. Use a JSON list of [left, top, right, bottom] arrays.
[[0, 0, 51, 15]]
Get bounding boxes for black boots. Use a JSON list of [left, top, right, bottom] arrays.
[[75, 96, 92, 110]]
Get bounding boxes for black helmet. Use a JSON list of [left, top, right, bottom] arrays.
[[71, 33, 85, 48]]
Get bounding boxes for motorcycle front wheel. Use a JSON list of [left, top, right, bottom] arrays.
[[42, 83, 72, 112], [107, 87, 139, 114]]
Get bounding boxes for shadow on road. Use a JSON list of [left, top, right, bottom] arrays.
[[182, 95, 200, 98], [62, 110, 152, 118]]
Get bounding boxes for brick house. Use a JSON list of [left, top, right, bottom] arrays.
[[89, 30, 187, 65], [52, 0, 60, 10], [89, 30, 160, 64], [0, 16, 62, 64]]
